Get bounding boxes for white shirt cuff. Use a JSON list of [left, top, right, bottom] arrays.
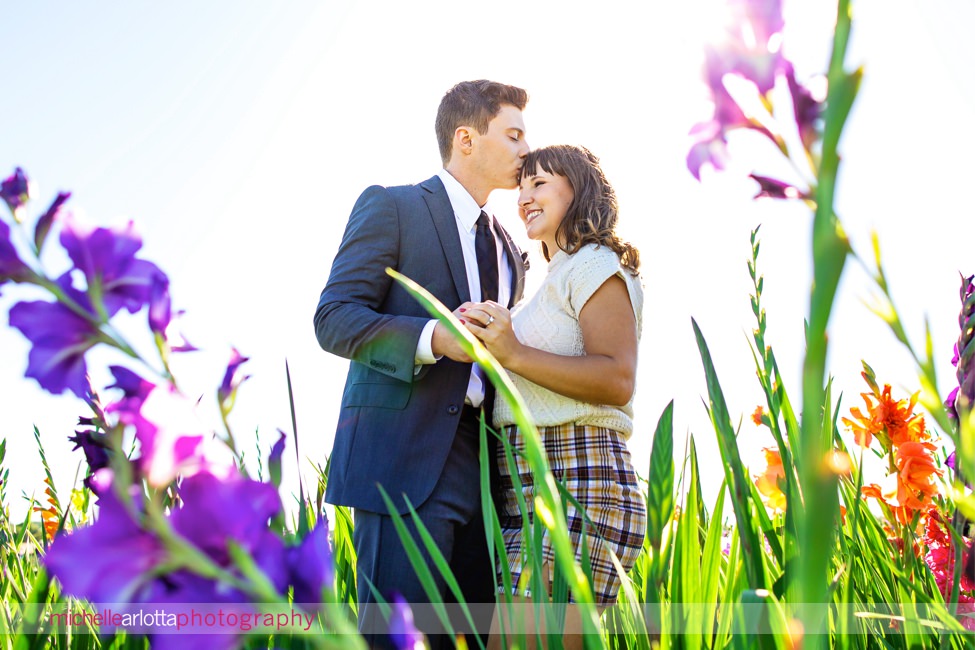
[[414, 319, 441, 367]]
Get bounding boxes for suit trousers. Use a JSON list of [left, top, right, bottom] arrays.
[[353, 408, 495, 650]]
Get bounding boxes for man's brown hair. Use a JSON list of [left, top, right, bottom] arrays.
[[435, 80, 528, 164]]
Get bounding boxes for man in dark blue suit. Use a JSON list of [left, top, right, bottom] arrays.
[[314, 80, 529, 648]]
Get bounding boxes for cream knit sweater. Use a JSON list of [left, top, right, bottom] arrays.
[[493, 243, 644, 438]]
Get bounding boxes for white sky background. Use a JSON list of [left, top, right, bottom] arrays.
[[1, 0, 973, 519]]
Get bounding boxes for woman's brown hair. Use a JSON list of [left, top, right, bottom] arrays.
[[520, 145, 640, 274]]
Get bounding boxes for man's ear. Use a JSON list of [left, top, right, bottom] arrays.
[[455, 126, 474, 155]]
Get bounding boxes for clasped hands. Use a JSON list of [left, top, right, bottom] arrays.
[[431, 301, 520, 365]]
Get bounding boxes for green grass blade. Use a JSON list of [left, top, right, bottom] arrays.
[[376, 486, 462, 643], [691, 318, 767, 590]]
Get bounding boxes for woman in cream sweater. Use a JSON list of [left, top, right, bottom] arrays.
[[462, 144, 646, 641]]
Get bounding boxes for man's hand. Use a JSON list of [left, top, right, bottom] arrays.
[[431, 304, 474, 362]]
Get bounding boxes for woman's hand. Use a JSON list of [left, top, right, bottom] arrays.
[[461, 301, 522, 367]]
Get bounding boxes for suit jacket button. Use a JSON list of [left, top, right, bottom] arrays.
[[447, 405, 460, 416]]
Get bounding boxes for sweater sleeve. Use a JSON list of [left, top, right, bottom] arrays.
[[566, 245, 626, 318]]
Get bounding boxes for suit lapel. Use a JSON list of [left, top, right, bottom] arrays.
[[420, 176, 471, 303], [493, 220, 526, 307]]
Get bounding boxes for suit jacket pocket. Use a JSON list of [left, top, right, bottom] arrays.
[[344, 380, 411, 409]]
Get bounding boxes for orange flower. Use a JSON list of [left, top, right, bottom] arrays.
[[862, 479, 914, 525], [33, 504, 60, 542], [755, 447, 787, 513], [752, 406, 766, 426], [842, 384, 927, 449], [894, 441, 942, 510]]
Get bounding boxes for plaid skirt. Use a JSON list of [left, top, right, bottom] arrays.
[[496, 423, 647, 605]]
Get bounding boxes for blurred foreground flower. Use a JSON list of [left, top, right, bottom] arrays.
[[687, 0, 823, 186], [389, 594, 426, 650], [1, 166, 341, 649]]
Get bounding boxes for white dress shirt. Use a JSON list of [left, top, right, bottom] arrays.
[[414, 169, 512, 406]]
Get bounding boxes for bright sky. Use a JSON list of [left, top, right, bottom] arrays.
[[2, 0, 974, 519]]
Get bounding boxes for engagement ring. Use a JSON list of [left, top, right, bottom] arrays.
[[487, 315, 496, 325]]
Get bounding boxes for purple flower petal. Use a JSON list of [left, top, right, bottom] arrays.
[[749, 174, 809, 200], [785, 65, 823, 152], [8, 300, 100, 397], [389, 594, 425, 650], [148, 271, 172, 335], [0, 219, 32, 285], [109, 381, 234, 488], [218, 348, 251, 414], [34, 191, 71, 252], [68, 429, 111, 473], [719, 0, 786, 93], [686, 122, 730, 180], [170, 472, 283, 567], [59, 215, 166, 317], [45, 487, 164, 604], [687, 0, 796, 180], [286, 519, 334, 608], [137, 574, 257, 650], [0, 167, 31, 215], [106, 365, 156, 411]]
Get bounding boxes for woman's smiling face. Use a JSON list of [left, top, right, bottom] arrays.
[[517, 167, 574, 254]]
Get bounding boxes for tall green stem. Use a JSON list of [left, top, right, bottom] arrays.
[[798, 0, 859, 644]]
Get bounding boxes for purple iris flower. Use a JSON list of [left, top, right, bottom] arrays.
[[286, 519, 334, 608], [0, 167, 31, 216], [688, 0, 823, 180], [8, 295, 100, 397], [59, 215, 166, 317], [34, 191, 71, 252], [218, 348, 251, 415], [0, 219, 33, 287], [389, 593, 425, 650], [170, 472, 284, 573], [44, 487, 165, 604]]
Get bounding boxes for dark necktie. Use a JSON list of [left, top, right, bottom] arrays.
[[475, 211, 499, 303]]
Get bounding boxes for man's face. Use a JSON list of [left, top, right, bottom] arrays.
[[470, 104, 528, 191]]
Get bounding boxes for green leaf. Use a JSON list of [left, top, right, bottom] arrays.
[[646, 401, 674, 553]]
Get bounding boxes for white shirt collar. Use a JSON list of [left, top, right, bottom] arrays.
[[437, 168, 484, 232]]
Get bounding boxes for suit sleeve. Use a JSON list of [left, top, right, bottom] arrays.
[[313, 185, 427, 383]]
